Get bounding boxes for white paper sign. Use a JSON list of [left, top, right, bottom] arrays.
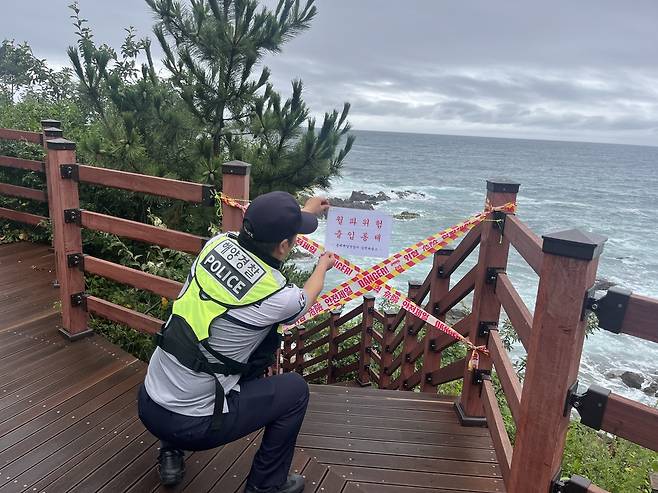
[[325, 207, 392, 258]]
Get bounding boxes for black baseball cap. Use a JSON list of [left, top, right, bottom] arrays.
[[242, 191, 318, 242]]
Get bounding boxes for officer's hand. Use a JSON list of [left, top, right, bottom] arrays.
[[303, 196, 330, 216], [318, 252, 335, 272]]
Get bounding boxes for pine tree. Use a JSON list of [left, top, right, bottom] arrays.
[[146, 0, 354, 193]]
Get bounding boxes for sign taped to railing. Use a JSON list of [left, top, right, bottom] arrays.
[[325, 207, 392, 258]]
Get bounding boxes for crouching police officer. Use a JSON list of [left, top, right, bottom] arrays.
[[138, 191, 334, 492]]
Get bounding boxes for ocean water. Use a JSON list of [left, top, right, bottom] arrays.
[[300, 130, 658, 405]]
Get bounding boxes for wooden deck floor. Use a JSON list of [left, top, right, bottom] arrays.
[[0, 242, 504, 493]]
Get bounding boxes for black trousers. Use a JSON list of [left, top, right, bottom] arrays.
[[138, 372, 309, 489]]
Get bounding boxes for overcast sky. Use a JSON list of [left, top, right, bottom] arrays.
[[2, 0, 658, 146]]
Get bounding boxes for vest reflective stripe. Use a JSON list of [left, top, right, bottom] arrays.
[[171, 234, 283, 342]]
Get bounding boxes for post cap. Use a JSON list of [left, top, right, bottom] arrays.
[[435, 248, 454, 256], [542, 229, 607, 260], [46, 138, 76, 151], [363, 293, 376, 300], [330, 308, 343, 315], [408, 280, 423, 288], [384, 308, 399, 317], [43, 127, 63, 138], [41, 119, 62, 129], [222, 160, 251, 176], [486, 178, 520, 194]]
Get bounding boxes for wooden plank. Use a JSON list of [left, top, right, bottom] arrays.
[[306, 366, 329, 383], [441, 221, 482, 278], [430, 313, 473, 355], [0, 127, 41, 144], [481, 378, 512, 486], [333, 361, 359, 379], [489, 329, 522, 424], [621, 293, 658, 343], [306, 448, 501, 479], [505, 214, 543, 275], [77, 164, 210, 203], [308, 392, 456, 413], [301, 334, 330, 355], [600, 392, 658, 452], [350, 485, 456, 493], [426, 358, 467, 386], [208, 431, 263, 492], [306, 402, 466, 424], [85, 255, 183, 299], [0, 183, 47, 202], [0, 155, 44, 172], [81, 210, 206, 254], [335, 325, 362, 345], [334, 343, 361, 363], [326, 465, 505, 492], [0, 207, 48, 226], [87, 295, 164, 335], [496, 272, 532, 350], [309, 383, 456, 403], [301, 352, 330, 370]]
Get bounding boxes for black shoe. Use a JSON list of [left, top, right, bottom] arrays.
[[158, 448, 185, 486], [244, 474, 305, 493]]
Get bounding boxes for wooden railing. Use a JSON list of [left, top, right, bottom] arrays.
[[1, 121, 657, 493]]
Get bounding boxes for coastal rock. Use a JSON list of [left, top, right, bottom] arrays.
[[593, 278, 616, 291], [349, 190, 391, 203], [393, 190, 427, 199], [446, 306, 470, 326], [620, 371, 644, 389], [394, 211, 421, 220], [327, 197, 375, 211], [642, 380, 658, 396]]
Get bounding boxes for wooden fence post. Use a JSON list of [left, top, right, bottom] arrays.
[[508, 230, 606, 492], [401, 280, 422, 389], [46, 138, 90, 340], [357, 294, 375, 386], [221, 160, 251, 233], [40, 120, 63, 288], [295, 328, 306, 375], [380, 309, 398, 389], [327, 308, 342, 384], [421, 249, 453, 392], [456, 179, 519, 424], [282, 331, 293, 373]]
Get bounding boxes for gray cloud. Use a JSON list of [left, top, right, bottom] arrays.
[[1, 0, 657, 145]]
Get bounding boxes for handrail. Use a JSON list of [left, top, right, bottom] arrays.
[[0, 207, 48, 226], [496, 272, 532, 350], [482, 377, 513, 485], [0, 156, 44, 172], [300, 352, 330, 370], [600, 392, 658, 452], [86, 296, 163, 334], [84, 255, 183, 299], [428, 312, 473, 356], [441, 221, 482, 277], [334, 342, 360, 362], [436, 265, 477, 317], [76, 164, 214, 204], [489, 329, 522, 423], [0, 127, 42, 144], [81, 210, 206, 255], [619, 293, 658, 344], [424, 357, 467, 386], [505, 215, 543, 275], [334, 324, 362, 345], [0, 183, 47, 202]]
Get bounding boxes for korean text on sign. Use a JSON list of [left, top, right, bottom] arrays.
[[325, 207, 392, 258]]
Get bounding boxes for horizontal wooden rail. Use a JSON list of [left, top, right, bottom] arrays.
[[77, 164, 213, 203], [334, 343, 360, 362], [369, 348, 382, 366], [300, 352, 330, 370], [0, 128, 41, 144], [334, 325, 362, 345], [505, 215, 542, 275], [305, 366, 329, 383], [0, 156, 44, 172], [301, 334, 330, 355], [441, 221, 482, 277], [620, 293, 658, 344], [371, 328, 383, 346], [369, 367, 380, 385], [489, 329, 522, 423], [601, 392, 658, 452], [387, 352, 403, 376], [299, 318, 331, 341], [482, 378, 512, 485], [496, 272, 532, 350], [407, 341, 425, 364], [425, 357, 467, 386], [81, 210, 206, 255], [388, 326, 405, 355], [437, 265, 477, 316], [0, 183, 47, 202], [84, 256, 183, 299], [333, 304, 362, 327], [0, 207, 48, 226], [429, 313, 473, 355], [333, 361, 359, 379], [403, 370, 422, 390], [86, 295, 163, 334]]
